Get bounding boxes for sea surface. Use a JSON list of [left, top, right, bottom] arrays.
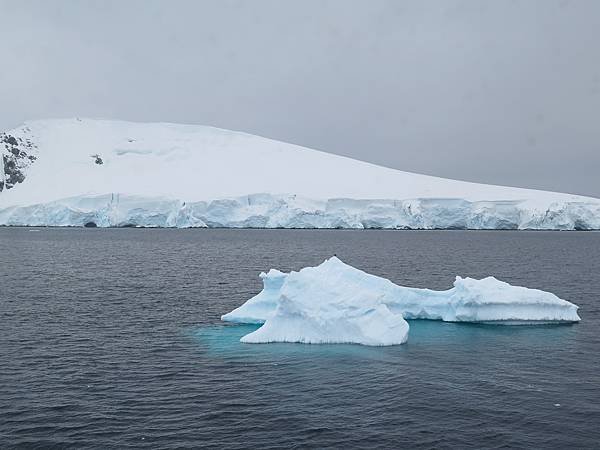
[[1, 228, 599, 449]]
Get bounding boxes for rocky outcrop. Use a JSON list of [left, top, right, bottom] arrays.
[[0, 127, 38, 192]]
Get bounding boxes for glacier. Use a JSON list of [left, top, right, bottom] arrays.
[[2, 192, 600, 229], [1, 118, 599, 229], [221, 257, 580, 346]]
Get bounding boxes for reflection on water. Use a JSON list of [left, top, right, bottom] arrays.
[[193, 319, 580, 360]]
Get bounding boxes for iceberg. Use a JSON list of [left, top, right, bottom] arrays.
[[1, 118, 599, 229], [222, 257, 580, 346], [230, 259, 410, 346]]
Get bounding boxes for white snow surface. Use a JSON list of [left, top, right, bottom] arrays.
[[225, 257, 410, 346], [222, 257, 580, 346], [1, 118, 599, 229]]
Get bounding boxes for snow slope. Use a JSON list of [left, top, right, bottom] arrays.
[[1, 118, 599, 229], [222, 257, 580, 346]]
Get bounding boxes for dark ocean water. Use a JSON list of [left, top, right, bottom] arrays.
[[1, 228, 599, 449]]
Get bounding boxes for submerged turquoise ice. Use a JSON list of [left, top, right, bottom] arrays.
[[221, 257, 580, 346]]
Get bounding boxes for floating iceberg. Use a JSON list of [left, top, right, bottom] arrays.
[[229, 259, 410, 346], [221, 257, 580, 346]]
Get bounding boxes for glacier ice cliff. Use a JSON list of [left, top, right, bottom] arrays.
[[221, 257, 580, 346], [1, 192, 600, 229]]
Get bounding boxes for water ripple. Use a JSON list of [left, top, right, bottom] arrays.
[[1, 229, 599, 448]]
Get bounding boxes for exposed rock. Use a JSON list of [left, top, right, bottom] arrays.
[[1, 131, 39, 192]]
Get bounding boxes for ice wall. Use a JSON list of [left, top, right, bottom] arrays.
[[1, 193, 599, 229]]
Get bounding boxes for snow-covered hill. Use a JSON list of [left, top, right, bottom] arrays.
[[1, 118, 599, 229]]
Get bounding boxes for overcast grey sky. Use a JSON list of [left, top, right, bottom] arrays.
[[1, 0, 599, 197]]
